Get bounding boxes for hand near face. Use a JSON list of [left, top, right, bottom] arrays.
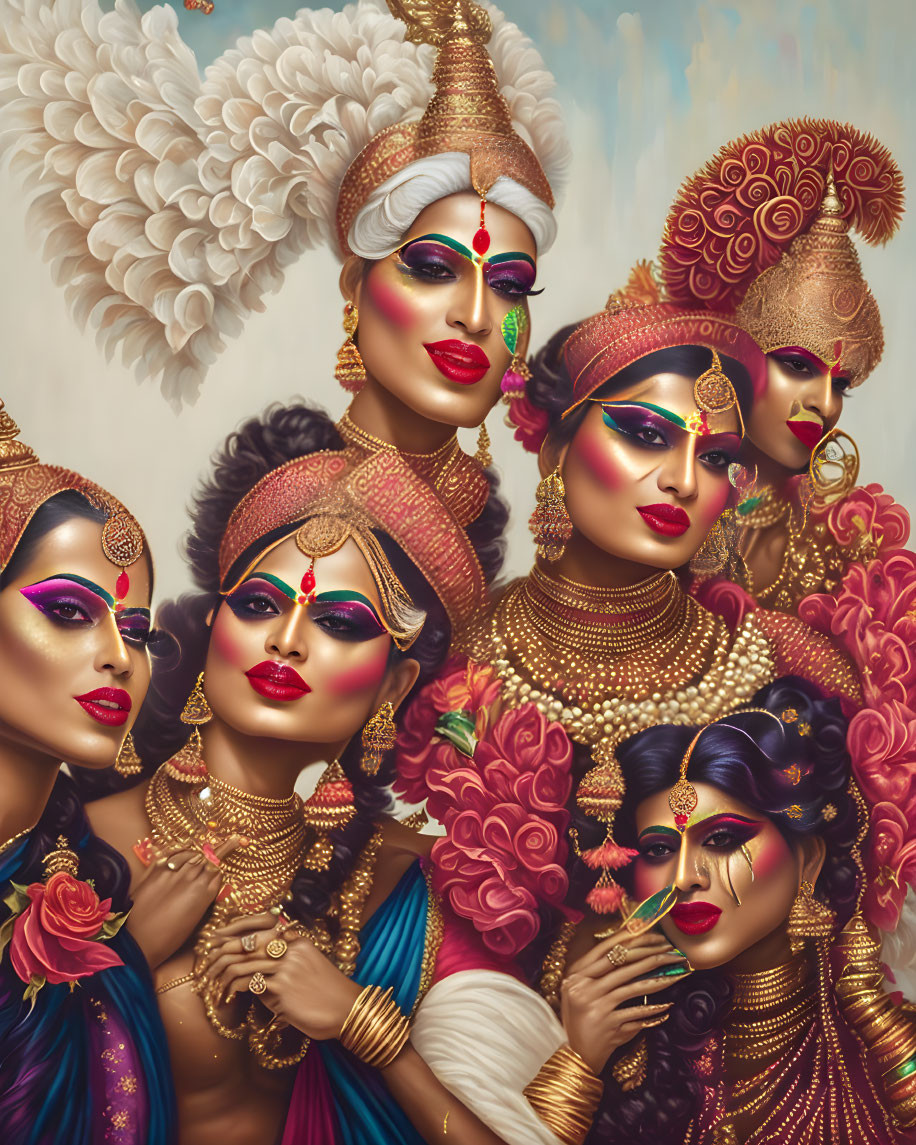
[[128, 834, 243, 968], [204, 911, 362, 1039], [560, 928, 688, 1076]]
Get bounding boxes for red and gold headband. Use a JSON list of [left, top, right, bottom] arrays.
[[562, 296, 766, 416], [218, 446, 486, 644], [335, 0, 554, 256], [0, 399, 145, 594], [660, 119, 904, 387]]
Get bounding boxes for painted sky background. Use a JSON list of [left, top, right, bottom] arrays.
[[2, 0, 914, 602]]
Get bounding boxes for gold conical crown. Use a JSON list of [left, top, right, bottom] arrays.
[[0, 399, 38, 473], [335, 0, 554, 254]]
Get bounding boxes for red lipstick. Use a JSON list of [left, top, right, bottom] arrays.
[[75, 687, 132, 727], [670, 902, 722, 935], [637, 504, 691, 537], [424, 339, 490, 385], [786, 418, 824, 450], [245, 661, 311, 702]]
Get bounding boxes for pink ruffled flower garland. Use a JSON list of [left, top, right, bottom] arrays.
[[799, 484, 916, 932], [395, 656, 578, 958]]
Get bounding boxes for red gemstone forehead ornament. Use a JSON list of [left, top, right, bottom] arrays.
[[298, 563, 317, 606], [473, 198, 490, 256]]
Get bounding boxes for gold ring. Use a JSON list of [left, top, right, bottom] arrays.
[[248, 972, 267, 995], [266, 938, 288, 959], [241, 933, 257, 953], [606, 945, 628, 967]]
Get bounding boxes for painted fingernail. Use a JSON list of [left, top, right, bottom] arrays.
[[643, 1014, 670, 1027], [166, 860, 178, 871], [202, 842, 221, 866]]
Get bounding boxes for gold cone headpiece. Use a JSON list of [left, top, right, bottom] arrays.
[[660, 119, 904, 387], [0, 396, 145, 574], [736, 174, 883, 384], [336, 0, 555, 254]]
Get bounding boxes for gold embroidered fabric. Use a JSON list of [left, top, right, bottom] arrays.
[[337, 411, 489, 528], [218, 445, 487, 636]]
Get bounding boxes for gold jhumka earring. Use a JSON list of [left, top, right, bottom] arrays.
[[302, 760, 357, 870], [786, 878, 836, 940], [361, 701, 397, 776], [168, 671, 212, 781], [530, 465, 573, 561], [335, 301, 366, 393], [115, 732, 142, 777]]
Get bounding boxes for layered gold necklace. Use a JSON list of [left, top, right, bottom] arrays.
[[146, 762, 381, 1070], [464, 568, 776, 760]]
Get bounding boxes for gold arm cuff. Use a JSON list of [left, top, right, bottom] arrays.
[[523, 1045, 604, 1145]]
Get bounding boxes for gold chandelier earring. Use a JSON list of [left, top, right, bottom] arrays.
[[115, 732, 142, 777], [474, 420, 493, 468], [786, 878, 836, 940], [361, 701, 397, 776], [335, 301, 366, 394], [168, 671, 212, 781], [689, 509, 736, 579], [529, 464, 573, 562]]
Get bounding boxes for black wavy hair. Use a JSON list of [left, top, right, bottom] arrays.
[[123, 403, 464, 928], [579, 676, 858, 1144], [525, 321, 754, 451]]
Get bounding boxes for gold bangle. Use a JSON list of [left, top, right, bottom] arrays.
[[339, 984, 410, 1070], [523, 1045, 604, 1145]]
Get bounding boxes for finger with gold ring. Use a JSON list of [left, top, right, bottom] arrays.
[[266, 938, 288, 959], [248, 972, 268, 995], [241, 933, 257, 953], [606, 945, 628, 967]]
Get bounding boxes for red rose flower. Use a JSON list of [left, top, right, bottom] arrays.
[[505, 392, 550, 454], [862, 802, 916, 932], [424, 704, 576, 957], [827, 484, 910, 556], [848, 702, 916, 808], [394, 656, 500, 803], [8, 872, 124, 987]]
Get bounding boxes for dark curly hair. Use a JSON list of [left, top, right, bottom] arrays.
[[578, 676, 858, 1144], [122, 402, 467, 928], [508, 320, 754, 456]]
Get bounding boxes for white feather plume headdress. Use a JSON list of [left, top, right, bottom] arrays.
[[0, 0, 569, 406]]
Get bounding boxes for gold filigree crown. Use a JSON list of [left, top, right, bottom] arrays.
[[335, 0, 554, 254]]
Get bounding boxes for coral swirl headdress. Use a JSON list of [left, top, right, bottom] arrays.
[[561, 263, 767, 416], [218, 447, 486, 646], [660, 119, 905, 387], [0, 398, 145, 584]]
